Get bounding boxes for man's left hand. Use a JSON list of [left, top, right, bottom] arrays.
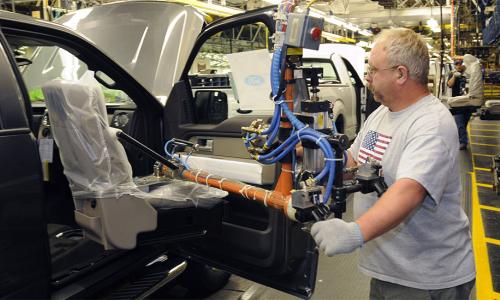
[[311, 218, 364, 256]]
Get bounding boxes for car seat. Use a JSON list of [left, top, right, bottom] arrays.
[[42, 80, 225, 250]]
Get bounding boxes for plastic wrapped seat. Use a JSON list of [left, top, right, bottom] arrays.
[[42, 79, 225, 249]]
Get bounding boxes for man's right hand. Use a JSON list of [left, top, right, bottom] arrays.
[[311, 218, 364, 256]]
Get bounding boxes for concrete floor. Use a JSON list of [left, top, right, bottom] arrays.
[[205, 150, 474, 300]]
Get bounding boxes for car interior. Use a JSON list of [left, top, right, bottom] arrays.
[[2, 13, 317, 297], [5, 34, 227, 297]]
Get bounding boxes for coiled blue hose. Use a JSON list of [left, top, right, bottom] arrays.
[[242, 44, 340, 204]]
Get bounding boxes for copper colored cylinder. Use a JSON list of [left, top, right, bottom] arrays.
[[181, 169, 295, 219]]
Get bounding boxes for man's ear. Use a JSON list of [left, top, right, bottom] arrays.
[[396, 66, 408, 82]]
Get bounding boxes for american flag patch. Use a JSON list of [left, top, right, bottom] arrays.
[[358, 130, 392, 163]]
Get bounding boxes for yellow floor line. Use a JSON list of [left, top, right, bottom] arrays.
[[480, 205, 500, 213], [471, 125, 500, 128], [471, 142, 500, 147], [485, 238, 500, 246], [475, 167, 492, 172], [471, 174, 496, 299], [471, 129, 500, 132], [471, 123, 500, 127], [470, 124, 477, 171], [470, 121, 500, 299], [477, 183, 494, 188], [473, 153, 496, 157], [470, 134, 500, 138]]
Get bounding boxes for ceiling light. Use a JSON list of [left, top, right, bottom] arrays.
[[262, 0, 281, 4], [172, 0, 243, 17], [356, 41, 369, 48], [321, 31, 355, 43], [430, 26, 441, 33], [309, 8, 372, 37], [426, 18, 438, 28], [426, 18, 441, 32]]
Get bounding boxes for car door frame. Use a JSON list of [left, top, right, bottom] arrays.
[[0, 27, 51, 298], [0, 14, 165, 176], [165, 7, 319, 298], [163, 7, 276, 140]]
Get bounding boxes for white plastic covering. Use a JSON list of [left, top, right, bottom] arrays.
[[42, 79, 227, 205], [463, 54, 484, 99], [448, 54, 484, 108], [147, 179, 227, 208], [486, 100, 500, 108], [43, 79, 134, 198], [42, 80, 226, 249]]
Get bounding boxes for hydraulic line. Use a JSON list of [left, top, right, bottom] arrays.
[[164, 139, 190, 170], [180, 169, 297, 220], [273, 62, 296, 196], [262, 47, 285, 147], [264, 43, 338, 203]]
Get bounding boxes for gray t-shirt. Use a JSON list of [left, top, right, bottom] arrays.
[[349, 94, 475, 289]]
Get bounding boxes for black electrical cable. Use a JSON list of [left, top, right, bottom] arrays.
[[437, 2, 445, 99]]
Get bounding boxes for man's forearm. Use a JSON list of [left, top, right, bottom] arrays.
[[355, 178, 426, 242], [343, 150, 358, 180], [447, 77, 455, 88]]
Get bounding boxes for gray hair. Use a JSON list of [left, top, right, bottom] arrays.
[[374, 28, 429, 85]]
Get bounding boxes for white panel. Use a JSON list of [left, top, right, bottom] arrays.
[[182, 155, 275, 185]]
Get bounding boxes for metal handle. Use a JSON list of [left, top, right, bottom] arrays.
[[197, 138, 213, 152]]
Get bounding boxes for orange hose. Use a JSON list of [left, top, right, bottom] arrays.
[[274, 65, 295, 196], [181, 169, 295, 220], [274, 162, 293, 196]]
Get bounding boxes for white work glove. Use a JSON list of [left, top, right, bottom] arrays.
[[453, 71, 462, 78], [311, 218, 364, 256]]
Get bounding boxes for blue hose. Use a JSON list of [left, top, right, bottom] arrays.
[[258, 134, 299, 160], [253, 45, 340, 204], [164, 139, 190, 170], [263, 47, 286, 147]]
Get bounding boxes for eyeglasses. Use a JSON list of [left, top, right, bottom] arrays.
[[366, 65, 399, 77]]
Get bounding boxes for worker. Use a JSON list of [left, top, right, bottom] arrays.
[[447, 54, 484, 150], [447, 60, 467, 97], [447, 60, 470, 150], [311, 28, 475, 299]]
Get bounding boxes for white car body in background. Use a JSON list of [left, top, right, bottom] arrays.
[[303, 44, 366, 140], [193, 44, 366, 141]]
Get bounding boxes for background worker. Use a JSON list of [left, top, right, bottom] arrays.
[[447, 60, 467, 97], [447, 54, 484, 149], [447, 60, 470, 150], [311, 28, 475, 299]]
